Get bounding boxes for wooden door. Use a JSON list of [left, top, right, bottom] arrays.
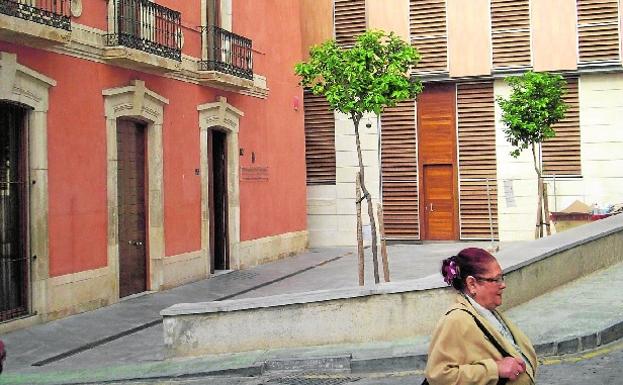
[[208, 130, 229, 272], [417, 83, 458, 240], [422, 165, 456, 240], [0, 103, 29, 321], [117, 119, 147, 298]]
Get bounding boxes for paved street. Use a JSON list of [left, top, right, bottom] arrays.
[[124, 342, 623, 385]]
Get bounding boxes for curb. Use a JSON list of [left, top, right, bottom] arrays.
[[534, 319, 623, 357], [16, 320, 623, 385], [96, 319, 623, 384]]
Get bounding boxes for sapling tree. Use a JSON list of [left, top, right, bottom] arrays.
[[295, 31, 422, 283], [496, 71, 567, 238]]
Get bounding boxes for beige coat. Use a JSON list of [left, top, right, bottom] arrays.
[[425, 295, 538, 385]]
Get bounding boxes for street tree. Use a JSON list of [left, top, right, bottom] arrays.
[[295, 30, 422, 283], [496, 71, 567, 238]]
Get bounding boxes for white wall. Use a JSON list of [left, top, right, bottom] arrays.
[[495, 73, 623, 241], [308, 112, 381, 247], [578, 74, 623, 207]]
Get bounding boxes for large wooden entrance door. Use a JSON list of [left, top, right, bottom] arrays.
[[0, 102, 29, 321], [417, 83, 458, 240], [117, 119, 147, 297], [209, 130, 229, 272]]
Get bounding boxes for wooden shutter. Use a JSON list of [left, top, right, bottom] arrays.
[[457, 82, 498, 240], [542, 77, 581, 176], [380, 100, 419, 239], [304, 91, 336, 185], [577, 0, 620, 63], [334, 0, 366, 47], [410, 0, 447, 72], [491, 0, 531, 69]]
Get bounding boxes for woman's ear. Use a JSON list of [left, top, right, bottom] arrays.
[[465, 276, 477, 295]]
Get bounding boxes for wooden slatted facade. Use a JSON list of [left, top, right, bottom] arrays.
[[410, 0, 447, 72], [303, 91, 336, 185], [334, 0, 366, 47], [491, 0, 531, 69], [457, 82, 499, 239], [380, 100, 419, 239], [577, 0, 620, 63], [542, 77, 581, 176]]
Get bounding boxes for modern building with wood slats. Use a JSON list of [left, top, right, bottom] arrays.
[[300, 0, 623, 245]]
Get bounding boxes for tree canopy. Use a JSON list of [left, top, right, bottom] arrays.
[[295, 30, 422, 120], [497, 71, 568, 158]]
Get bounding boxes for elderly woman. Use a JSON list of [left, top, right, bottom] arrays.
[[424, 247, 537, 385]]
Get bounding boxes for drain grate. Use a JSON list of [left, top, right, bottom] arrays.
[[267, 376, 361, 385]]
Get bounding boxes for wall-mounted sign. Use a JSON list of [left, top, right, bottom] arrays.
[[241, 166, 269, 181]]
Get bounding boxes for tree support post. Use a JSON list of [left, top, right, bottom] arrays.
[[377, 203, 390, 282]]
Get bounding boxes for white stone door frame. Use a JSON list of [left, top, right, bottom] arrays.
[[0, 51, 55, 326], [198, 96, 242, 272], [103, 80, 168, 296]]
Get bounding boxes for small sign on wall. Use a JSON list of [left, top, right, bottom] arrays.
[[503, 179, 516, 208], [241, 166, 269, 181]]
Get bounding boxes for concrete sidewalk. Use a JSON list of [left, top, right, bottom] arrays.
[[1, 241, 623, 384]]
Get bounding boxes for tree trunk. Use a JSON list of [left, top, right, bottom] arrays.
[[356, 172, 365, 286], [543, 182, 551, 236], [352, 114, 380, 284], [535, 178, 544, 239], [532, 143, 544, 239]]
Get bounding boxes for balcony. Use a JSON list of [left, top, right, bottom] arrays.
[[104, 0, 182, 72], [198, 25, 254, 90], [0, 0, 71, 46]]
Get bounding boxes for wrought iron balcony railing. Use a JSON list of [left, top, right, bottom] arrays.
[[199, 25, 253, 80], [0, 0, 71, 31], [106, 0, 181, 61]]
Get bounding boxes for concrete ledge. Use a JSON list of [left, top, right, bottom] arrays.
[[162, 214, 623, 358]]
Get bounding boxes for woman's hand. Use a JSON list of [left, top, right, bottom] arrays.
[[496, 356, 526, 381]]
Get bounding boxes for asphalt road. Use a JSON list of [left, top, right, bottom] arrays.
[[126, 341, 623, 385]]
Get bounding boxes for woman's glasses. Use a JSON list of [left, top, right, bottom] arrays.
[[474, 275, 505, 284]]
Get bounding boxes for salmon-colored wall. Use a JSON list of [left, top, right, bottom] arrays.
[[233, 0, 307, 240], [0, 0, 307, 276], [367, 0, 410, 42], [447, 0, 491, 77], [299, 0, 334, 59], [0, 42, 109, 276], [0, 40, 209, 274], [75, 0, 108, 31], [532, 0, 577, 71]]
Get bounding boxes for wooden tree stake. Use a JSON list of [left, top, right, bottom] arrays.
[[377, 203, 390, 282]]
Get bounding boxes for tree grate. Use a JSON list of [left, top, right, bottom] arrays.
[[267, 377, 361, 385]]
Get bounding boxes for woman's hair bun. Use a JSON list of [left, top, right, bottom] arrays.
[[441, 256, 460, 286]]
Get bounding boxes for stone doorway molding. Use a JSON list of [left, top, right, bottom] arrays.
[[0, 52, 55, 330], [103, 80, 168, 296], [198, 96, 242, 272]]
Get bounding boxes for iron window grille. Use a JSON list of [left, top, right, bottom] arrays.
[[0, 0, 71, 31], [106, 0, 182, 61], [199, 25, 253, 80]]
